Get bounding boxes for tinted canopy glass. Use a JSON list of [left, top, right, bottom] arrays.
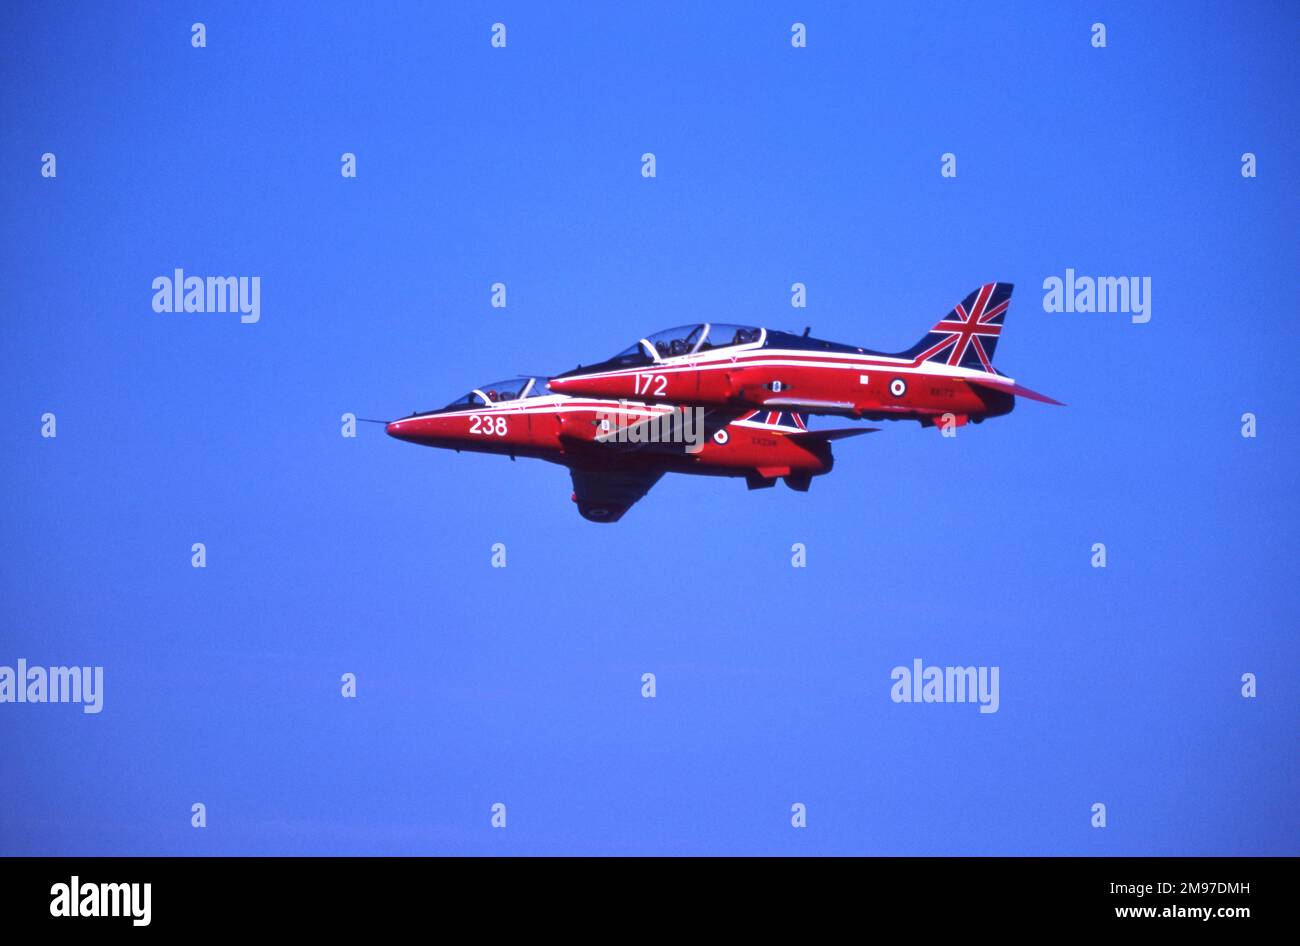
[[438, 377, 543, 411], [441, 390, 490, 410], [645, 324, 705, 359], [599, 322, 762, 367], [608, 341, 654, 368], [477, 378, 531, 403], [699, 324, 761, 350]]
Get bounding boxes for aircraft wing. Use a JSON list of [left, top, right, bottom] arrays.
[[760, 397, 858, 413], [569, 468, 664, 523], [967, 378, 1065, 405], [785, 426, 880, 442]]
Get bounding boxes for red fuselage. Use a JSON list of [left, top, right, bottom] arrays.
[[386, 394, 839, 483], [546, 335, 1017, 426]]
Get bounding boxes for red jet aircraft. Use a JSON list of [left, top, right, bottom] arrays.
[[546, 283, 1061, 430], [385, 377, 875, 522]]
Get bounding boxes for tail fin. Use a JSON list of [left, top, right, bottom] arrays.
[[903, 283, 1013, 372], [740, 410, 808, 429]]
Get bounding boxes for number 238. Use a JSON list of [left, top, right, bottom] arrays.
[[470, 415, 508, 436]]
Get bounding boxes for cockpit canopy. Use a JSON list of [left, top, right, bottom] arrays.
[[610, 323, 763, 366], [436, 377, 547, 412]]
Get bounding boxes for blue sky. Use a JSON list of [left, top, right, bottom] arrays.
[[2, 1, 1296, 855]]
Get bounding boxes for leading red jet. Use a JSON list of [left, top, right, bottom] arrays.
[[385, 377, 874, 522], [546, 283, 1061, 430]]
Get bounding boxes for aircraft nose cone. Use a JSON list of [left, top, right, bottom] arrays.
[[385, 419, 408, 440]]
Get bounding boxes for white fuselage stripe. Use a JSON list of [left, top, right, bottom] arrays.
[[559, 349, 1015, 385]]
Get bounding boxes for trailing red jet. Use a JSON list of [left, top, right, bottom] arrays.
[[546, 283, 1061, 430], [385, 377, 875, 522]]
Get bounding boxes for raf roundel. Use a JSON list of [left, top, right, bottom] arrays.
[[889, 377, 907, 398], [713, 429, 730, 445]]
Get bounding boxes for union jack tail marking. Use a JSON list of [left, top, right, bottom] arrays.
[[904, 283, 1013, 372], [738, 410, 807, 430]]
